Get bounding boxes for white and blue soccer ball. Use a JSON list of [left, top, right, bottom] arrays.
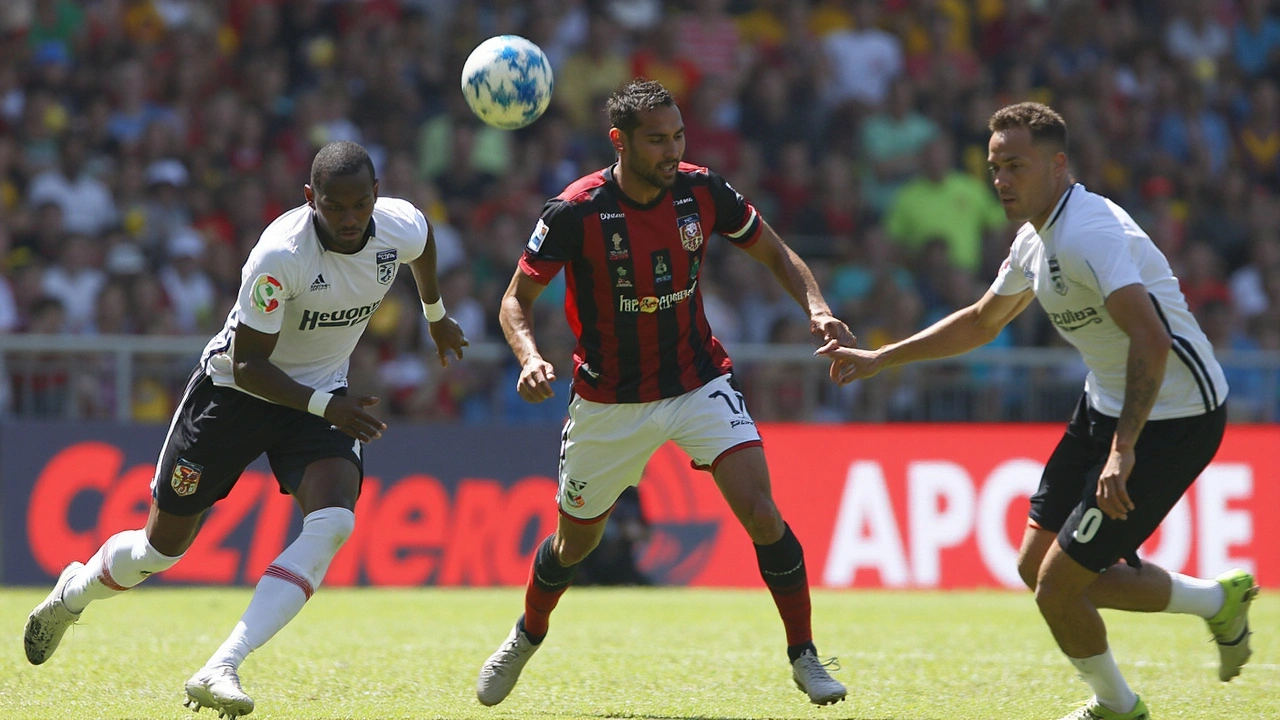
[[461, 35, 554, 130]]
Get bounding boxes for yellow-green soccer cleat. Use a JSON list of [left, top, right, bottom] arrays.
[[1057, 696, 1150, 720], [1206, 569, 1260, 682]]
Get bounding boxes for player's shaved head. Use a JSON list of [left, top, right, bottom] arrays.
[[989, 102, 1068, 153], [310, 141, 376, 191], [607, 79, 676, 136]]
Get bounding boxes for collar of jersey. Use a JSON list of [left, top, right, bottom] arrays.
[[1040, 183, 1078, 234], [312, 214, 377, 254], [604, 163, 671, 210]]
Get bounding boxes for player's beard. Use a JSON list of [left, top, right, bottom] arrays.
[[637, 158, 679, 190]]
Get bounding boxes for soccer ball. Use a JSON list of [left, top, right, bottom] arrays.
[[460, 35, 554, 130]]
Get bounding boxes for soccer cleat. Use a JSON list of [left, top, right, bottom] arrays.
[[791, 650, 847, 706], [24, 561, 84, 665], [1057, 696, 1150, 720], [1206, 569, 1259, 682], [184, 664, 255, 718], [476, 621, 540, 706]]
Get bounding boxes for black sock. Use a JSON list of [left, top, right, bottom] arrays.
[[788, 641, 817, 663], [531, 534, 578, 591]]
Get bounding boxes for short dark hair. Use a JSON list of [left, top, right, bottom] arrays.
[[606, 79, 676, 135], [310, 141, 376, 190], [988, 102, 1068, 152]]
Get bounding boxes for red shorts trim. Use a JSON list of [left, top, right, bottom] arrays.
[[710, 439, 764, 473], [558, 503, 614, 525]]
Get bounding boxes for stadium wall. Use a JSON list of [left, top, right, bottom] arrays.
[[2, 422, 1276, 588]]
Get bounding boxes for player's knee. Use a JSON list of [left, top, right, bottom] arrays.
[[1017, 554, 1041, 591], [303, 506, 356, 554], [738, 498, 784, 544]]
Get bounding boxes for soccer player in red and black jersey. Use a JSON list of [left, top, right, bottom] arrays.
[[475, 79, 856, 708]]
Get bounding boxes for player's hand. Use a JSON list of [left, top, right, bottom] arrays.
[[428, 316, 469, 367], [325, 395, 386, 443], [810, 312, 857, 349], [1097, 446, 1136, 520], [815, 339, 885, 385], [516, 357, 556, 404]]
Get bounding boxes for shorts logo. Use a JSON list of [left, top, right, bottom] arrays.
[[678, 214, 703, 252], [527, 219, 549, 252], [251, 274, 283, 313], [376, 249, 397, 285], [565, 478, 587, 509], [170, 458, 203, 497]]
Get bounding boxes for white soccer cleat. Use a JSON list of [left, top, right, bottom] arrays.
[[184, 664, 255, 718], [476, 621, 541, 706], [24, 561, 84, 665], [1207, 568, 1260, 682], [791, 650, 847, 706]]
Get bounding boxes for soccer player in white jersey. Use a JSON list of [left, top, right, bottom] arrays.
[[819, 102, 1257, 720], [23, 141, 468, 718]]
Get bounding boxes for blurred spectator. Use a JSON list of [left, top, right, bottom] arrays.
[[27, 132, 117, 236], [859, 77, 938, 214], [884, 134, 1007, 273], [1233, 0, 1280, 80], [40, 234, 105, 334], [821, 0, 903, 110], [157, 228, 216, 334]]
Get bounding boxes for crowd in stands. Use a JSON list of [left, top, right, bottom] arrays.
[[0, 0, 1277, 422]]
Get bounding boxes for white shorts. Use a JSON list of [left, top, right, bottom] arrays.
[[557, 373, 763, 521]]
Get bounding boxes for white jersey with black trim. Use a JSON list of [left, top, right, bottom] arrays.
[[990, 183, 1227, 420], [201, 197, 427, 398]]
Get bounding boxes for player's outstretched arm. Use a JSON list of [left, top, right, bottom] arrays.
[[499, 269, 557, 403], [232, 324, 386, 442], [817, 288, 1035, 385], [408, 223, 468, 367], [740, 220, 856, 349]]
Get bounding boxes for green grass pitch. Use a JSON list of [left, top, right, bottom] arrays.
[[1, 587, 1275, 719]]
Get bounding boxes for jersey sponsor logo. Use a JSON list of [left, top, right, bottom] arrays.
[[615, 266, 632, 288], [674, 197, 695, 205], [599, 212, 625, 219], [689, 256, 701, 280], [1048, 305, 1103, 331], [1047, 255, 1068, 295], [376, 249, 397, 285], [527, 219, 549, 252], [298, 300, 382, 330], [310, 273, 330, 291], [618, 281, 698, 314], [170, 458, 203, 497], [608, 233, 629, 260], [678, 214, 703, 251], [251, 274, 283, 313]]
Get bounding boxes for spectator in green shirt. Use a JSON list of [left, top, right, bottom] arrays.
[[884, 133, 1008, 272]]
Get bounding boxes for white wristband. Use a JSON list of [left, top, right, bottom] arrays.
[[307, 390, 334, 418], [422, 298, 446, 322]]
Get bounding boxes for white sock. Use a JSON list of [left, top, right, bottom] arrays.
[[205, 507, 354, 669], [1164, 572, 1224, 618], [62, 529, 182, 614], [1069, 649, 1138, 714]]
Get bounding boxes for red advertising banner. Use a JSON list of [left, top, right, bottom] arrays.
[[4, 422, 1277, 588], [638, 424, 1280, 589]]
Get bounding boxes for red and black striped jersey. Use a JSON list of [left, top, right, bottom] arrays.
[[519, 162, 764, 403]]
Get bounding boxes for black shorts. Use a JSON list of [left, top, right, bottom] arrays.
[[1029, 393, 1226, 573], [152, 366, 364, 516]]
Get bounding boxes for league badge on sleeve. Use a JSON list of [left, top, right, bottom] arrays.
[[527, 219, 549, 252], [251, 274, 283, 313], [678, 214, 703, 252]]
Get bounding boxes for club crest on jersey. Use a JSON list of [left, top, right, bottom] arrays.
[[376, 249, 397, 285], [608, 233, 629, 260], [678, 214, 703, 251], [527, 219, 549, 252], [251, 274, 283, 313], [170, 458, 203, 497], [1047, 255, 1068, 295]]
